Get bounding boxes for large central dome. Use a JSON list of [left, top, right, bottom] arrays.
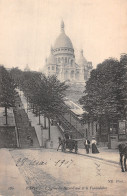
[[54, 21, 74, 50]]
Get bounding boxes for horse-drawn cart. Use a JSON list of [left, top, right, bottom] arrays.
[[62, 139, 78, 153]]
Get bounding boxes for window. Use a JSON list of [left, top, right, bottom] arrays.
[[92, 122, 94, 135], [86, 129, 88, 137], [65, 57, 67, 63], [52, 66, 54, 70], [96, 124, 98, 132]]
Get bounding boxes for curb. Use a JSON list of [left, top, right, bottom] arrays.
[[78, 151, 119, 165]]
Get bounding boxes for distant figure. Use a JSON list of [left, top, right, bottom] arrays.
[[65, 133, 69, 140], [30, 138, 33, 146], [84, 138, 90, 154], [27, 135, 33, 146], [57, 137, 62, 151], [91, 137, 99, 154]]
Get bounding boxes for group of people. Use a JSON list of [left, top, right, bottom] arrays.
[[57, 135, 99, 154], [84, 137, 99, 154]]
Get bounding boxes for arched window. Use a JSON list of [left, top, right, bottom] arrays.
[[58, 58, 60, 63], [71, 70, 74, 78], [61, 57, 64, 63], [65, 57, 67, 63]]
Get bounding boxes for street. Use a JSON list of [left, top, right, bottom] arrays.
[[9, 148, 127, 196]]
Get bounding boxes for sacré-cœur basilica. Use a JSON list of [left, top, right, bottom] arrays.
[[43, 20, 92, 83]]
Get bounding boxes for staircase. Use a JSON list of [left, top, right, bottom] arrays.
[[57, 115, 84, 139], [14, 95, 40, 148]]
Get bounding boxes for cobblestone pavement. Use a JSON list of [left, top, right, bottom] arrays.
[[10, 149, 127, 196]]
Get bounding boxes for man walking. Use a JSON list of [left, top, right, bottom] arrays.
[[84, 138, 90, 154], [57, 137, 62, 151]]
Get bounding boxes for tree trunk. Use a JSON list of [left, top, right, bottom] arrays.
[[5, 107, 8, 125], [33, 104, 35, 113], [27, 97, 28, 113], [39, 109, 41, 125], [35, 105, 38, 117], [48, 118, 51, 140], [44, 115, 46, 128]]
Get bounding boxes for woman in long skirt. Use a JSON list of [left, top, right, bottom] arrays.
[[91, 137, 99, 153]]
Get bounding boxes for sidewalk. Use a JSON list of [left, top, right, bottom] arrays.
[[0, 149, 33, 196], [78, 147, 119, 165]]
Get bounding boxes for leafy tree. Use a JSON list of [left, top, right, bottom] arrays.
[[11, 68, 69, 140], [10, 67, 23, 89], [119, 54, 127, 119], [79, 56, 127, 134], [0, 66, 17, 124], [38, 75, 68, 139]]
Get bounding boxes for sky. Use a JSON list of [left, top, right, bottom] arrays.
[[0, 0, 127, 71]]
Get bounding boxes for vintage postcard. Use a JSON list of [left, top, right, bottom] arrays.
[[0, 0, 127, 196]]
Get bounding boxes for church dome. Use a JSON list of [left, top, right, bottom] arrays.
[[47, 47, 56, 65], [54, 21, 74, 50], [78, 50, 87, 66]]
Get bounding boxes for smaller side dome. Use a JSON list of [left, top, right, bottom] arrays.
[[47, 47, 56, 65], [77, 50, 87, 66]]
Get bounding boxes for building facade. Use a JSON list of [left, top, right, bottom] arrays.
[[44, 21, 92, 83]]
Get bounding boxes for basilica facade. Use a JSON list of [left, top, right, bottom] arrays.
[[43, 21, 92, 83]]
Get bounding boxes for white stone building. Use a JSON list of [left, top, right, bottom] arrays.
[[43, 21, 92, 83]]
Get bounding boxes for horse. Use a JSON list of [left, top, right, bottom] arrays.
[[118, 143, 127, 172]]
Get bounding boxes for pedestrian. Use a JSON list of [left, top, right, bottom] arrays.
[[65, 133, 69, 140], [30, 138, 33, 146], [84, 138, 90, 154], [91, 137, 99, 154], [57, 137, 62, 151]]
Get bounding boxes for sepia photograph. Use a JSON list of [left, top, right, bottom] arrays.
[[0, 0, 127, 195]]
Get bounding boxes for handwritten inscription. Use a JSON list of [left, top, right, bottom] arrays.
[[55, 159, 73, 168], [8, 186, 14, 190], [16, 157, 74, 168], [94, 162, 101, 176], [16, 158, 47, 166]]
